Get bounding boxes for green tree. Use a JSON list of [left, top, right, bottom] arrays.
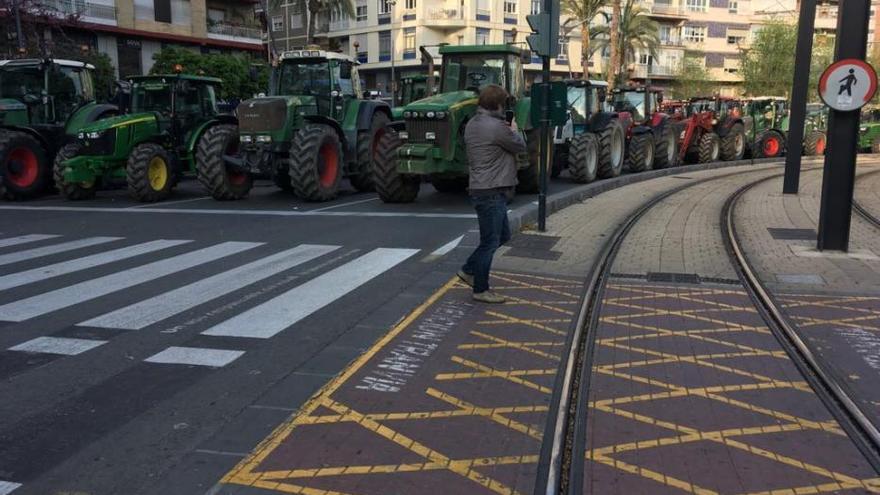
[[671, 52, 715, 99], [593, 0, 659, 84], [150, 47, 269, 100], [562, 0, 607, 79]]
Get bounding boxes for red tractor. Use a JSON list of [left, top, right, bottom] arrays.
[[677, 97, 747, 164], [610, 86, 679, 170]]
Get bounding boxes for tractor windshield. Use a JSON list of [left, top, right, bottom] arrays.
[[131, 81, 173, 114], [567, 87, 590, 125], [401, 79, 428, 106], [0, 66, 44, 100], [277, 60, 331, 96], [611, 92, 646, 121], [441, 53, 510, 94]]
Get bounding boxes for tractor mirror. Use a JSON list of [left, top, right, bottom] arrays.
[[340, 63, 352, 80]]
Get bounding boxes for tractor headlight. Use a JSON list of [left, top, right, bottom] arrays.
[[87, 131, 105, 139], [241, 135, 253, 143], [426, 111, 436, 119], [256, 135, 272, 143], [77, 132, 85, 139], [711, 119, 718, 125], [399, 131, 409, 140], [680, 131, 685, 140], [861, 127, 868, 132], [436, 111, 446, 119], [425, 131, 436, 140], [404, 111, 412, 118]]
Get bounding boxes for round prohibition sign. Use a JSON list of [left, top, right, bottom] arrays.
[[818, 58, 878, 112]]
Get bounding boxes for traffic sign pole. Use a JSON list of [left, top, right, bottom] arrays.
[[538, 58, 550, 232], [817, 0, 873, 251], [783, 0, 816, 195]]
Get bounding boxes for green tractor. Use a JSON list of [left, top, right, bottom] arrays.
[[393, 75, 432, 120], [56, 74, 238, 202], [371, 44, 541, 203], [742, 97, 826, 158], [227, 49, 391, 202], [859, 106, 880, 152], [0, 58, 119, 199]]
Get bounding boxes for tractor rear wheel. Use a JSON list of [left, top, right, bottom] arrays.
[[0, 131, 49, 200], [755, 131, 785, 158], [720, 123, 746, 161], [804, 131, 827, 156], [596, 119, 625, 179], [352, 112, 391, 192], [289, 124, 343, 202], [372, 127, 420, 203], [54, 143, 97, 200], [697, 132, 721, 163], [653, 125, 677, 169], [197, 124, 252, 200], [568, 132, 599, 183], [127, 142, 175, 202], [430, 175, 468, 193], [516, 129, 541, 193], [626, 132, 655, 173]]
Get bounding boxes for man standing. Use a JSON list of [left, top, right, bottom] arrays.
[[457, 84, 526, 303]]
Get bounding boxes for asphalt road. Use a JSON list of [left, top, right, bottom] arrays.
[[0, 176, 535, 495]]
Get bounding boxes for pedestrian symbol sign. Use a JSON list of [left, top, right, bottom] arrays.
[[818, 59, 878, 112]]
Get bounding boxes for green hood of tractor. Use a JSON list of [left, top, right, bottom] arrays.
[[76, 112, 157, 134], [403, 90, 478, 113]]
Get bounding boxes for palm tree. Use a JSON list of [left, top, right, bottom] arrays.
[[268, 0, 354, 46], [606, 0, 620, 87], [562, 0, 608, 79], [593, 0, 660, 84]]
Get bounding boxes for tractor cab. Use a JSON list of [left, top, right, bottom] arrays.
[[127, 74, 221, 148], [0, 58, 96, 129], [744, 97, 786, 129], [610, 86, 662, 124], [270, 49, 361, 122], [399, 75, 432, 107]]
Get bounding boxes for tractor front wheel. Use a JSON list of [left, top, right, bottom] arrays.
[[653, 125, 677, 169], [127, 143, 175, 202], [352, 112, 391, 192], [289, 124, 343, 202], [697, 132, 721, 163], [596, 119, 626, 179], [54, 143, 97, 200], [626, 132, 655, 173], [804, 131, 827, 156], [197, 124, 252, 200], [755, 131, 785, 158], [720, 123, 746, 161], [0, 131, 49, 200], [568, 132, 599, 184], [372, 127, 420, 203]]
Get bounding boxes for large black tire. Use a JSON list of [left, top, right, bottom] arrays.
[[720, 123, 746, 161], [54, 143, 97, 200], [754, 130, 785, 158], [516, 129, 540, 193], [0, 130, 50, 200], [596, 119, 625, 179], [127, 142, 175, 202], [352, 112, 391, 192], [430, 175, 468, 193], [372, 127, 420, 203], [568, 132, 599, 184], [653, 125, 677, 169], [289, 124, 343, 202], [196, 124, 252, 200], [697, 132, 721, 163], [626, 132, 655, 173], [804, 130, 827, 156]]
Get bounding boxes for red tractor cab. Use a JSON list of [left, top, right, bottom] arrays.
[[610, 86, 678, 169], [678, 96, 747, 164]]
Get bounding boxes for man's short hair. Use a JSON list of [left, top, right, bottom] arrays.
[[478, 85, 508, 111]]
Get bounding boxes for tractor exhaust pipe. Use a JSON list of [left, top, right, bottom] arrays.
[[420, 46, 435, 95]]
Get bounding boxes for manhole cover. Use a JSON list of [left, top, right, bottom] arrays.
[[768, 228, 816, 240], [646, 272, 702, 284]]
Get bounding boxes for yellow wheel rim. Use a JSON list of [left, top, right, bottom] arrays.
[[148, 156, 168, 191]]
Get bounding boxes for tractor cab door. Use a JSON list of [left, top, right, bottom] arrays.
[[330, 59, 357, 122], [173, 80, 216, 146]]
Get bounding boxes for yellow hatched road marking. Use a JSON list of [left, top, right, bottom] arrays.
[[483, 311, 568, 335], [738, 477, 880, 495], [459, 331, 563, 360], [587, 450, 720, 495], [492, 273, 581, 299], [425, 387, 545, 440], [443, 356, 554, 394]]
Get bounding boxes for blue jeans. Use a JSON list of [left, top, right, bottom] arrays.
[[462, 192, 511, 293]]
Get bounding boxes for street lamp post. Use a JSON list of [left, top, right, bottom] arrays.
[[12, 0, 25, 52], [389, 0, 397, 107]]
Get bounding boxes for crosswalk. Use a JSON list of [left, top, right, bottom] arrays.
[[0, 232, 420, 368]]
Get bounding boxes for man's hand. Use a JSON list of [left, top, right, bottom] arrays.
[[509, 118, 518, 132]]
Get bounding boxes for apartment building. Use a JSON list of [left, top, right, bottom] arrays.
[[5, 0, 264, 77]]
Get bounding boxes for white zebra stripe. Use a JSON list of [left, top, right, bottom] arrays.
[[80, 244, 340, 330], [202, 248, 418, 339], [0, 234, 59, 248], [0, 242, 261, 322], [0, 236, 122, 266]]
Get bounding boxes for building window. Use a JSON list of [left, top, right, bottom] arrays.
[[379, 30, 391, 61], [504, 0, 517, 14], [290, 14, 303, 28], [683, 25, 706, 43], [378, 0, 392, 15], [638, 54, 654, 65], [356, 3, 368, 21], [406, 0, 416, 9], [558, 39, 568, 60], [531, 0, 540, 14], [404, 27, 416, 52], [272, 15, 284, 31], [504, 29, 515, 44], [476, 27, 490, 45], [728, 0, 738, 13], [476, 0, 490, 19], [686, 0, 707, 12]]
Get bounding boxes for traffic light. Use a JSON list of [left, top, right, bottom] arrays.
[[525, 0, 559, 58]]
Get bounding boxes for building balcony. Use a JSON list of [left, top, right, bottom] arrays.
[[659, 37, 682, 47], [39, 0, 117, 25], [423, 7, 467, 28], [206, 21, 262, 44], [630, 64, 678, 78], [646, 3, 688, 19], [328, 19, 350, 31]]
